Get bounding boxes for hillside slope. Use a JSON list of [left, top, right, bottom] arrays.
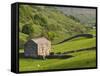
[[19, 5, 91, 49], [57, 7, 96, 26], [19, 37, 96, 71]]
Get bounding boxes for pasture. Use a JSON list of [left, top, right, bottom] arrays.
[[19, 37, 96, 71]]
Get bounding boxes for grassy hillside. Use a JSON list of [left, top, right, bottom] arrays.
[[20, 50, 96, 71], [57, 7, 96, 26], [19, 5, 91, 49], [19, 5, 96, 72], [52, 38, 95, 53], [19, 37, 96, 71]]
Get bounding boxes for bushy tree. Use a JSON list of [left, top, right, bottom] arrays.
[[34, 13, 48, 27], [22, 24, 34, 35], [47, 31, 56, 41]]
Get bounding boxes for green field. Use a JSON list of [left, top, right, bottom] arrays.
[[52, 37, 96, 53], [19, 37, 96, 71]]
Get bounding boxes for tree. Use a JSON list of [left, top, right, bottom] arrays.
[[47, 31, 55, 41], [22, 24, 34, 35], [34, 13, 48, 27]]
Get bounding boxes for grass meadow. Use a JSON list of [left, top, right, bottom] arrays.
[[19, 37, 96, 71]]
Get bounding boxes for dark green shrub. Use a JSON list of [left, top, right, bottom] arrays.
[[22, 24, 34, 35], [50, 52, 54, 55], [56, 52, 61, 54]]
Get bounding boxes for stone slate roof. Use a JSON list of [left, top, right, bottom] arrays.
[[31, 37, 51, 44]]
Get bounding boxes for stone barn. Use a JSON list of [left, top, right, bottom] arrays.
[[24, 37, 51, 58]]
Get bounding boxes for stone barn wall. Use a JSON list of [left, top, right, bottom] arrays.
[[24, 40, 37, 57], [37, 41, 51, 56]]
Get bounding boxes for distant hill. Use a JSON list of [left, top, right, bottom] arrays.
[[56, 7, 96, 26], [19, 5, 92, 49]]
